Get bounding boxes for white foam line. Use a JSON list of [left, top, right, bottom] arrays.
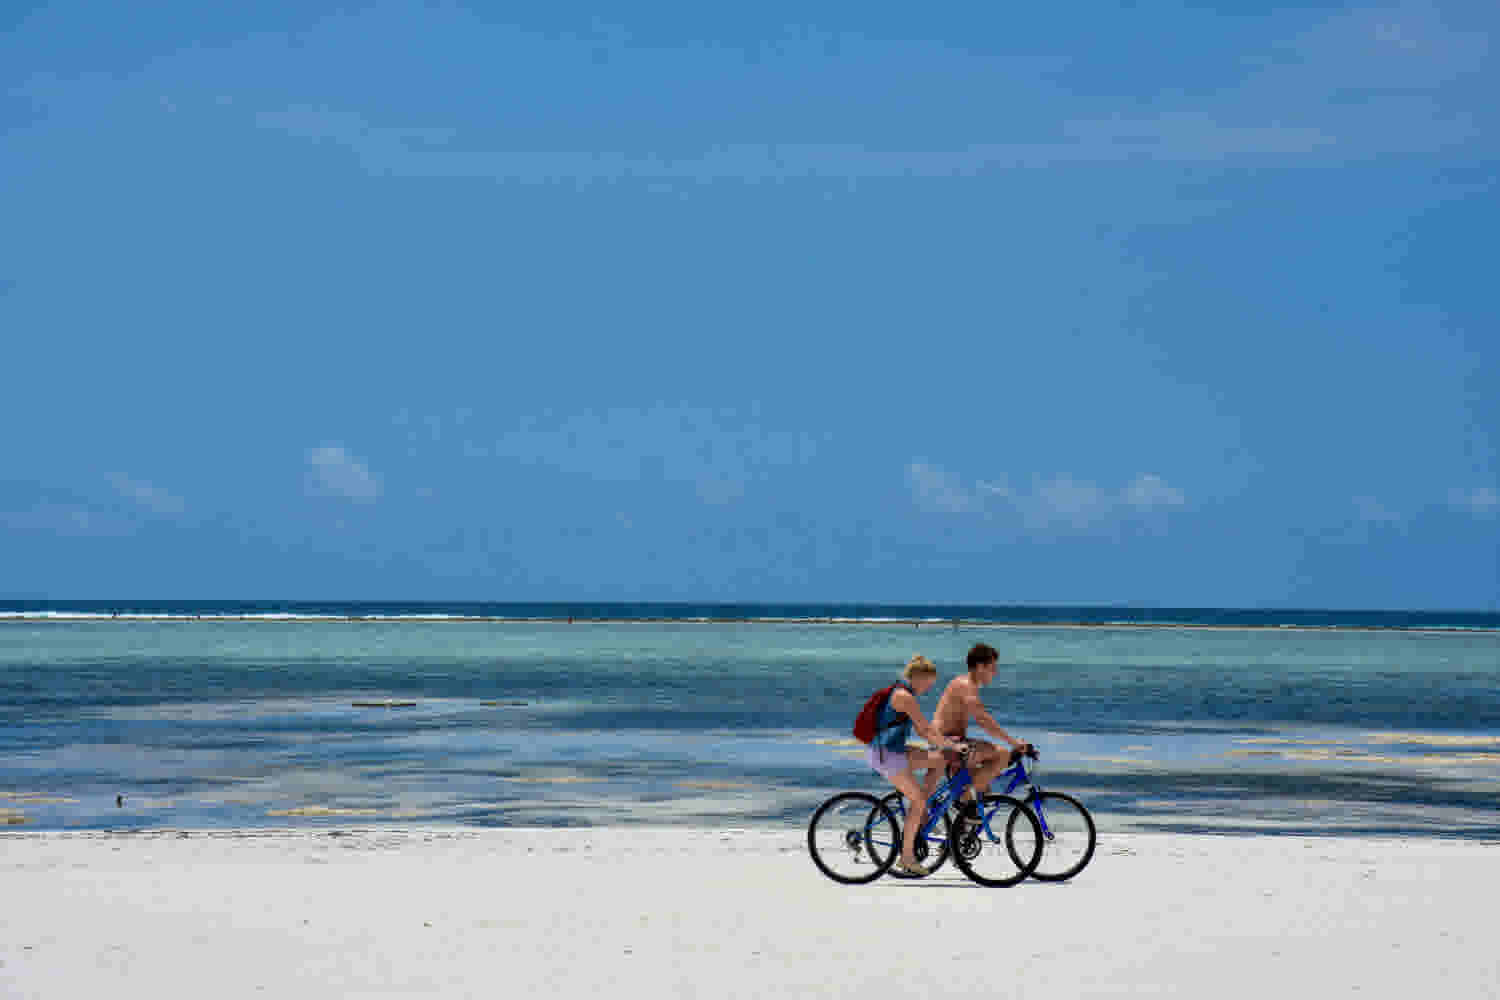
[[0, 613, 1494, 634]]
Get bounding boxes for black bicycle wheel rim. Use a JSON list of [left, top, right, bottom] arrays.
[[807, 792, 900, 885], [1010, 791, 1096, 882], [949, 794, 1042, 888], [878, 791, 952, 878]]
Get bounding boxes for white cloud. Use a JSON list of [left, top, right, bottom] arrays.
[[975, 480, 1012, 498], [307, 445, 380, 501], [2, 503, 132, 537], [265, 5, 1466, 185], [907, 464, 1188, 530], [1449, 487, 1499, 516], [1033, 476, 1113, 527], [1059, 114, 1335, 160], [1026, 473, 1189, 530], [906, 461, 979, 513], [258, 117, 1345, 182], [1354, 495, 1402, 523], [257, 29, 1489, 190], [110, 475, 185, 515], [1123, 474, 1187, 511], [696, 476, 747, 506], [1271, 4, 1492, 92]]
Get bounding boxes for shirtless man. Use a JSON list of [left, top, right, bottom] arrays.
[[932, 642, 1032, 799]]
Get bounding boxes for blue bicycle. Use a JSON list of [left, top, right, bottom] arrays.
[[987, 746, 1096, 882], [915, 747, 1096, 883], [807, 746, 1044, 887]]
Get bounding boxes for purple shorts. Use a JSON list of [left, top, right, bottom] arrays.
[[865, 744, 912, 779]]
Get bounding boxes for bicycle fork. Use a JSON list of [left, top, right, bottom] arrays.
[[1027, 790, 1055, 842]]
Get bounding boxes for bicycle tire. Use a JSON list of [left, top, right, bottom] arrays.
[[1007, 791, 1096, 882], [878, 791, 952, 878], [948, 794, 1042, 888], [807, 792, 900, 885]]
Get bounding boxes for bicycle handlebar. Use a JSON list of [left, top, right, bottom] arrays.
[[941, 743, 1040, 765]]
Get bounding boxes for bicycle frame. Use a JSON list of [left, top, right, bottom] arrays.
[[995, 754, 1055, 840], [907, 761, 973, 844], [839, 747, 1090, 885], [869, 758, 973, 850], [905, 752, 1054, 844]]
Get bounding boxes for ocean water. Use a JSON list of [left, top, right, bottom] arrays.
[[3, 602, 1498, 838]]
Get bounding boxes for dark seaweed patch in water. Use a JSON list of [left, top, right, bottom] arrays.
[[5, 619, 1497, 835]]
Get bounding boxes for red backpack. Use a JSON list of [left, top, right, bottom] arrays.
[[852, 683, 906, 744]]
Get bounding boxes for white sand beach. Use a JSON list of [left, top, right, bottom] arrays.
[[2, 827, 1494, 999]]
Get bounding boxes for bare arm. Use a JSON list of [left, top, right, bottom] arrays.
[[889, 689, 959, 750], [969, 697, 1023, 749]]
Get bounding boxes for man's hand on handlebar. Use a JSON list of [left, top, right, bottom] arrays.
[[1007, 742, 1040, 764]]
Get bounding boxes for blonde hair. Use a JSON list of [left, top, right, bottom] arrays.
[[902, 654, 938, 681]]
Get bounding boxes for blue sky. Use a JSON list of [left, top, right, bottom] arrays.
[[2, 1, 1496, 608]]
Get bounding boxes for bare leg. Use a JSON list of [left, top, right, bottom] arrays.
[[966, 742, 1012, 798], [887, 749, 946, 868], [909, 748, 946, 798], [970, 754, 1010, 798], [885, 769, 928, 867]]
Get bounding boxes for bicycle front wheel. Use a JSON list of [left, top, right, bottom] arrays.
[[1010, 791, 1096, 881], [807, 792, 900, 885], [949, 794, 1042, 888], [878, 791, 952, 878]]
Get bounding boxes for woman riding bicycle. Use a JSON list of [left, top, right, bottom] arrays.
[[865, 655, 966, 876]]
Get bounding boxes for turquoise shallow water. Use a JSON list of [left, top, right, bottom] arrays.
[[3, 609, 1498, 836]]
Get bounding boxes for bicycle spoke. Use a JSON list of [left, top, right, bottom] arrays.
[[950, 794, 1041, 888], [1022, 792, 1097, 881], [807, 793, 899, 884], [879, 791, 952, 878]]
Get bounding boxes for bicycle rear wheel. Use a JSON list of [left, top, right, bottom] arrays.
[[807, 792, 900, 885], [949, 794, 1042, 888], [878, 791, 952, 878], [1009, 791, 1096, 881]]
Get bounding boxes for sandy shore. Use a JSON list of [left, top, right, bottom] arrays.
[[2, 827, 1494, 998]]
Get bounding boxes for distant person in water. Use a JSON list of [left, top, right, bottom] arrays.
[[865, 655, 965, 876], [932, 643, 1032, 801]]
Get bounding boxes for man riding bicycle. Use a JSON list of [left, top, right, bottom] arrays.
[[933, 643, 1033, 803]]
